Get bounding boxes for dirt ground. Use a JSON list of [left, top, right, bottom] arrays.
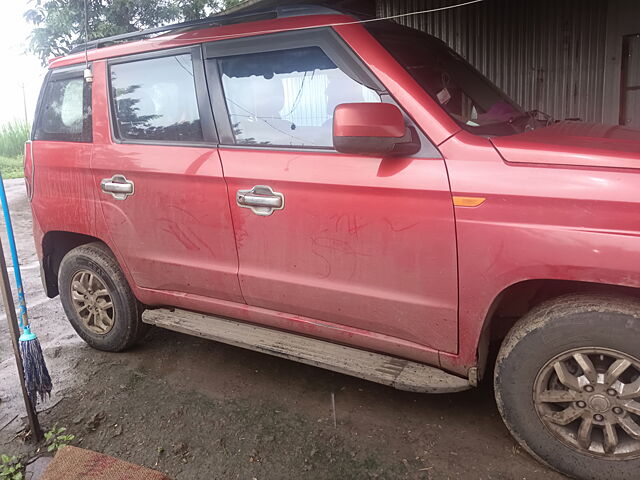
[[0, 179, 567, 479]]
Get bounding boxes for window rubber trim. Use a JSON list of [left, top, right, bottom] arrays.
[[204, 28, 383, 91]]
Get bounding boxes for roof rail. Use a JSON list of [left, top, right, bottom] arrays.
[[67, 5, 342, 55]]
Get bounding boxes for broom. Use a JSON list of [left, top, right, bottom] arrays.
[[0, 173, 52, 404]]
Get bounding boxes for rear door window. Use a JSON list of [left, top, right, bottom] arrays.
[[218, 46, 381, 148], [35, 75, 91, 142], [110, 54, 203, 143]]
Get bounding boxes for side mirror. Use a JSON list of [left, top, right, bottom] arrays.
[[333, 103, 420, 156]]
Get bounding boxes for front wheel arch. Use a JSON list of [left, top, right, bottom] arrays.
[[475, 280, 640, 383]]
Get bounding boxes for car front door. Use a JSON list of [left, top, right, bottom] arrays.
[[206, 30, 459, 354], [91, 47, 243, 303]]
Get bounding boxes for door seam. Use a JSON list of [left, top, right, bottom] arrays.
[[216, 148, 248, 305]]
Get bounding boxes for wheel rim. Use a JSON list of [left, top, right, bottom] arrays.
[[534, 347, 640, 459], [70, 269, 115, 335]]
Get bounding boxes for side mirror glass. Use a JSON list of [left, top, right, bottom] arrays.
[[333, 103, 420, 156]]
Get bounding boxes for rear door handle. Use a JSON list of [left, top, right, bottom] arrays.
[[101, 174, 134, 200], [236, 185, 284, 216]]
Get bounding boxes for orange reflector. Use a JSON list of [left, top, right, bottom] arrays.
[[453, 196, 486, 207]]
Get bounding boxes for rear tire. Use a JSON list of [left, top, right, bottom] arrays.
[[495, 294, 640, 480], [59, 242, 148, 351]]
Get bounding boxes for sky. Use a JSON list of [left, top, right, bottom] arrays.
[[0, 1, 46, 126]]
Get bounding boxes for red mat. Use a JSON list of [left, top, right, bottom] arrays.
[[41, 446, 171, 480]]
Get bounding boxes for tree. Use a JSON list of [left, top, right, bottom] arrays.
[[25, 0, 245, 65]]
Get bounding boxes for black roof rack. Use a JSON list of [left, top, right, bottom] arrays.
[[68, 5, 342, 54]]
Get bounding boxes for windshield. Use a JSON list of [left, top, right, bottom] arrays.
[[367, 21, 533, 136]]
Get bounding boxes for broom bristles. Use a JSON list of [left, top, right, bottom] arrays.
[[19, 337, 53, 405]]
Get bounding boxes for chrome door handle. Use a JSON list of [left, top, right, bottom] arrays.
[[236, 185, 284, 216], [101, 174, 134, 200], [239, 194, 282, 208]]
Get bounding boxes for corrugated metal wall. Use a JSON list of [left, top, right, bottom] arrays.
[[377, 0, 608, 123]]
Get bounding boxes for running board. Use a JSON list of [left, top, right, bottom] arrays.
[[142, 308, 471, 393]]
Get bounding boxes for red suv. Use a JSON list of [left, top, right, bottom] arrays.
[[26, 6, 640, 479]]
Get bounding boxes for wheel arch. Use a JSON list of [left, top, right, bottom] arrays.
[[475, 279, 640, 382], [41, 231, 111, 298]]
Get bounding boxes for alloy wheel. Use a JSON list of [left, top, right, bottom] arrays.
[[534, 347, 640, 459], [70, 269, 115, 335]]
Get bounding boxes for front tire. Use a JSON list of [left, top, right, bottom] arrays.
[[495, 294, 640, 480], [59, 242, 148, 352]]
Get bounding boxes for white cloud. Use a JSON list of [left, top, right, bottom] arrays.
[[0, 1, 46, 126]]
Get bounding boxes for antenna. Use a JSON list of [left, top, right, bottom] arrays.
[[83, 0, 93, 83]]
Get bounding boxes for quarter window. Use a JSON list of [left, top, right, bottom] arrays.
[[219, 46, 381, 148], [35, 76, 91, 142], [110, 54, 203, 142]]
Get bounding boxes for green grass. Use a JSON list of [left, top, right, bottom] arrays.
[[0, 120, 29, 179], [0, 121, 30, 158], [0, 156, 24, 179]]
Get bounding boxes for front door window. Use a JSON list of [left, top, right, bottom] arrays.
[[219, 46, 381, 148]]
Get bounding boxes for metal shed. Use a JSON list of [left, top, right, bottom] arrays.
[[229, 0, 640, 126]]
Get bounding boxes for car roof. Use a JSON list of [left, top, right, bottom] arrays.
[[49, 5, 356, 69]]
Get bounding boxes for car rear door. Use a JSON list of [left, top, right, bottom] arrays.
[[205, 30, 459, 354], [91, 47, 243, 303]]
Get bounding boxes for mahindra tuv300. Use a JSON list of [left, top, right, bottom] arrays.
[[26, 6, 640, 479]]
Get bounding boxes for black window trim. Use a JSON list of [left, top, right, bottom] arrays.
[[33, 64, 93, 143], [107, 45, 218, 147], [204, 27, 441, 158]]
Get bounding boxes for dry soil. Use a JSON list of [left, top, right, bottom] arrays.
[[0, 179, 566, 479]]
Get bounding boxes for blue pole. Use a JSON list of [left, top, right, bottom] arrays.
[[0, 173, 51, 406], [0, 173, 30, 335]]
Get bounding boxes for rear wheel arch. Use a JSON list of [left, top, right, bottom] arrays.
[[41, 231, 112, 298]]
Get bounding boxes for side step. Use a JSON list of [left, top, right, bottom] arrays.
[[142, 308, 471, 393]]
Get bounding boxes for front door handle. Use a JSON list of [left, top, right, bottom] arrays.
[[236, 185, 284, 216], [101, 174, 134, 200]]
